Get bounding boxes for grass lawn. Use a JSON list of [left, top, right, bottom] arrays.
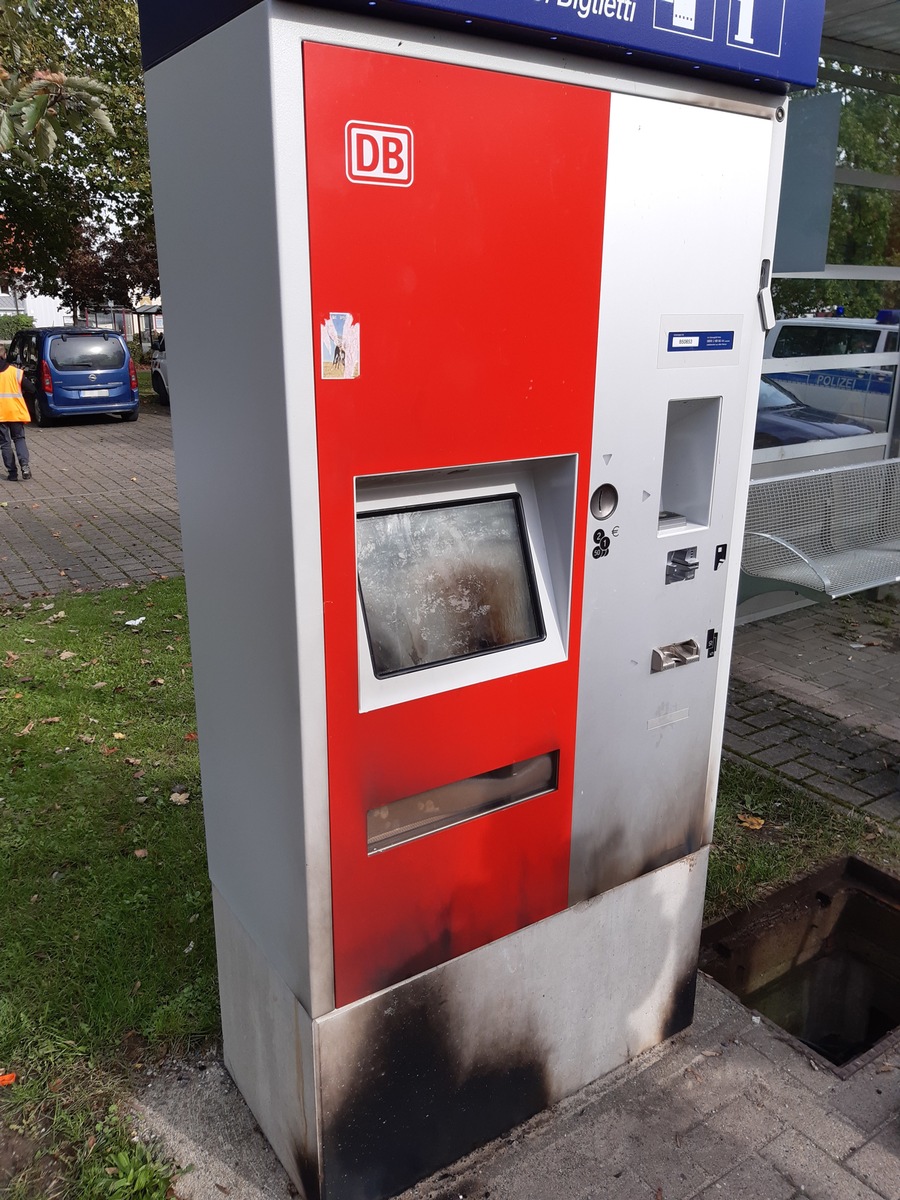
[[1, 579, 214, 1198], [2, 578, 900, 1196]]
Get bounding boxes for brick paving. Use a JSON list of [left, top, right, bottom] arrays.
[[0, 405, 181, 599], [728, 598, 900, 828]]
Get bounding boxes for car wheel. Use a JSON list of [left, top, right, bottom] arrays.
[[33, 393, 54, 426], [152, 372, 170, 406], [121, 408, 140, 423]]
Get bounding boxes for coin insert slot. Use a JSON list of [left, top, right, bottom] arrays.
[[366, 751, 559, 852]]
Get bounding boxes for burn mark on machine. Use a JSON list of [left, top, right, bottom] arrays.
[[575, 799, 707, 904], [659, 963, 698, 1041], [322, 976, 550, 1200], [291, 1142, 320, 1200]]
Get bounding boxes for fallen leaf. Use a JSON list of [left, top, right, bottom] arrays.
[[0, 1073, 16, 1086], [737, 813, 765, 830], [48, 1078, 63, 1093], [16, 721, 34, 736], [101, 745, 119, 756], [40, 717, 60, 724], [92, 682, 108, 690], [170, 790, 190, 806], [133, 770, 145, 780], [59, 650, 76, 660], [112, 610, 125, 616], [77, 734, 95, 744], [135, 796, 148, 804], [112, 732, 126, 740], [148, 678, 164, 687], [134, 849, 148, 858], [124, 757, 142, 766], [184, 732, 198, 742]]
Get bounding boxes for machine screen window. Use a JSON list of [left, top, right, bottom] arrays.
[[367, 751, 559, 852], [357, 495, 544, 678]]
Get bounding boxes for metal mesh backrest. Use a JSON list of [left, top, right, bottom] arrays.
[[745, 461, 900, 559]]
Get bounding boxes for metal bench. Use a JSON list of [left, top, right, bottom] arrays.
[[741, 459, 900, 600]]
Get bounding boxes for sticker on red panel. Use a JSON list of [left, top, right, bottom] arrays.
[[345, 121, 414, 186], [321, 312, 360, 380]]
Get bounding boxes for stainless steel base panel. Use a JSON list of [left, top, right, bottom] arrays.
[[213, 846, 709, 1200]]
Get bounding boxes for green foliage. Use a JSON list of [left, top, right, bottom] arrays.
[[0, 0, 157, 301], [104, 1143, 178, 1198], [0, 311, 32, 339], [0, 0, 114, 163]]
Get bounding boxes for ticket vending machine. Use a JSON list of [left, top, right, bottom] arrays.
[[138, 2, 823, 1196]]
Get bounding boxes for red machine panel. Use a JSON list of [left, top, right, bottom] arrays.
[[304, 43, 609, 1005]]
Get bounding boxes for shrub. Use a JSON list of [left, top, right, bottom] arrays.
[[0, 313, 34, 341]]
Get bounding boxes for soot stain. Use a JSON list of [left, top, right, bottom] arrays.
[[660, 962, 698, 1041], [577, 786, 707, 902], [291, 1140, 320, 1200], [370, 926, 454, 996], [323, 980, 549, 1200]]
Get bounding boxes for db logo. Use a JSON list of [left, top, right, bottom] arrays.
[[345, 121, 413, 187]]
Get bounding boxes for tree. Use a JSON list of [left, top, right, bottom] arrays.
[[0, 0, 112, 161], [0, 0, 157, 302]]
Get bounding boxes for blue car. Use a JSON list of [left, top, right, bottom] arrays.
[[754, 375, 874, 449], [6, 326, 140, 425]]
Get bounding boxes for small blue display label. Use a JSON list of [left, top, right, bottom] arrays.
[[668, 330, 736, 352]]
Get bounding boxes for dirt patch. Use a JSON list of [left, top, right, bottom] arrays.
[[0, 1114, 68, 1198]]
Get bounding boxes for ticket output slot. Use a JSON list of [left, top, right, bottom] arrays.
[[658, 396, 722, 533], [366, 751, 560, 852]]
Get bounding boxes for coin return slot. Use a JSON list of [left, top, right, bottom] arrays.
[[366, 751, 559, 853], [651, 639, 700, 673]]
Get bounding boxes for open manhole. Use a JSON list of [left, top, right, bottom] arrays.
[[700, 857, 900, 1077]]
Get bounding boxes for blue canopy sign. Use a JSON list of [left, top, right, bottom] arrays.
[[137, 0, 825, 86]]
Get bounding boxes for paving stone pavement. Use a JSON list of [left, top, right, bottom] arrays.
[[729, 599, 900, 828], [0, 405, 181, 598], [4, 409, 900, 1198]]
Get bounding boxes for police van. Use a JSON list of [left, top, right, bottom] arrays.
[[762, 312, 900, 433]]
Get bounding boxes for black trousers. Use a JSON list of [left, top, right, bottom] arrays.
[[0, 422, 30, 474]]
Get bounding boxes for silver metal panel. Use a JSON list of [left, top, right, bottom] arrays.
[[569, 93, 781, 903], [213, 887, 320, 1198], [315, 850, 708, 1200], [144, 7, 333, 1015]]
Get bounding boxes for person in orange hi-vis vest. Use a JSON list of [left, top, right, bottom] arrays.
[[0, 347, 35, 482]]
